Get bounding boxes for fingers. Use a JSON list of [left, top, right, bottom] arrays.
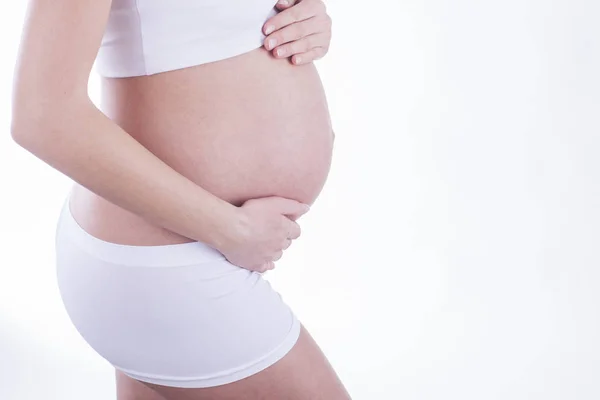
[[263, 0, 326, 36], [261, 245, 286, 272], [275, 0, 300, 10], [256, 243, 287, 273], [257, 196, 310, 219], [265, 15, 330, 52], [271, 32, 329, 60], [272, 250, 284, 262], [286, 219, 302, 240], [290, 46, 328, 65], [283, 239, 292, 250], [263, 261, 276, 271], [254, 261, 275, 273], [263, 0, 331, 64], [265, 15, 329, 50]]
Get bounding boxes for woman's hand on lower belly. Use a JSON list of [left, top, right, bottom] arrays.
[[214, 196, 310, 272], [263, 0, 332, 65]]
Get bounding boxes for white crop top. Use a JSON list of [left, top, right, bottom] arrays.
[[95, 0, 279, 78]]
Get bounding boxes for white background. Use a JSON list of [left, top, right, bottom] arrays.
[[1, 0, 600, 399]]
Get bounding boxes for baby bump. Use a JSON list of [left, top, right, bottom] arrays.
[[72, 47, 334, 245], [101, 47, 335, 206]]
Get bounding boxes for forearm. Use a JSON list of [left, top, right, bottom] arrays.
[[11, 98, 237, 248]]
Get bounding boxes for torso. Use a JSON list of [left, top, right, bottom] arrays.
[[70, 47, 334, 245]]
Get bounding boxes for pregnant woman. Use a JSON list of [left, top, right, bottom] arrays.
[[11, 0, 349, 399]]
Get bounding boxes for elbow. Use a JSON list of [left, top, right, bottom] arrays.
[[10, 96, 48, 148], [10, 114, 36, 147], [10, 116, 37, 150], [10, 119, 51, 154], [11, 111, 63, 157], [10, 97, 83, 150], [10, 111, 66, 165], [11, 77, 89, 145]]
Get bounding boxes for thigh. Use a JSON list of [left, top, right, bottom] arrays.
[[116, 370, 167, 400], [135, 325, 351, 400]]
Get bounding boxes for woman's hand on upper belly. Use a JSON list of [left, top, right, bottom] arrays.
[[263, 0, 332, 65], [215, 196, 310, 273]]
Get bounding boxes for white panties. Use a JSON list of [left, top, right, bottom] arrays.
[[54, 196, 301, 388]]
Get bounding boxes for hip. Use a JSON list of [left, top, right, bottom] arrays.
[[54, 196, 301, 388]]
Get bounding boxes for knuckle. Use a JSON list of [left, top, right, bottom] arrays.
[[280, 26, 293, 41], [289, 7, 301, 21], [272, 35, 285, 49], [280, 219, 289, 232], [306, 41, 314, 52], [268, 16, 282, 32], [286, 42, 303, 57], [274, 31, 286, 45], [316, 0, 327, 13], [283, 41, 294, 53], [297, 23, 310, 38], [301, 38, 312, 52]]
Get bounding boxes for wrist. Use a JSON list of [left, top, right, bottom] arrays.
[[202, 201, 246, 251]]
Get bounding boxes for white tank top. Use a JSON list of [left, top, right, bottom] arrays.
[[95, 0, 278, 78]]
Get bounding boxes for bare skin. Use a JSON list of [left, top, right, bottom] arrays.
[[12, 0, 349, 398], [116, 326, 351, 400], [70, 3, 334, 251], [71, 42, 334, 243]]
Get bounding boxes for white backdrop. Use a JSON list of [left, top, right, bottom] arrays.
[[2, 1, 599, 399]]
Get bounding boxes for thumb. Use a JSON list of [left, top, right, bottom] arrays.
[[275, 0, 298, 10], [261, 196, 310, 219]]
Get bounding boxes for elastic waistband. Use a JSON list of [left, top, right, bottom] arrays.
[[56, 196, 227, 268]]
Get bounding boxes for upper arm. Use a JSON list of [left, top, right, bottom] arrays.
[[12, 0, 112, 126]]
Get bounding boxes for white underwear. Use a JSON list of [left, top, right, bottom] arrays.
[[54, 196, 301, 388]]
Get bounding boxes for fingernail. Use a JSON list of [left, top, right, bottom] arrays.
[[278, 0, 290, 5], [267, 38, 277, 50], [295, 56, 302, 64], [276, 47, 287, 57], [264, 25, 275, 35]]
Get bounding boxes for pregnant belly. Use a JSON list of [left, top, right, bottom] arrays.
[[70, 47, 334, 245], [105, 47, 333, 206]]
